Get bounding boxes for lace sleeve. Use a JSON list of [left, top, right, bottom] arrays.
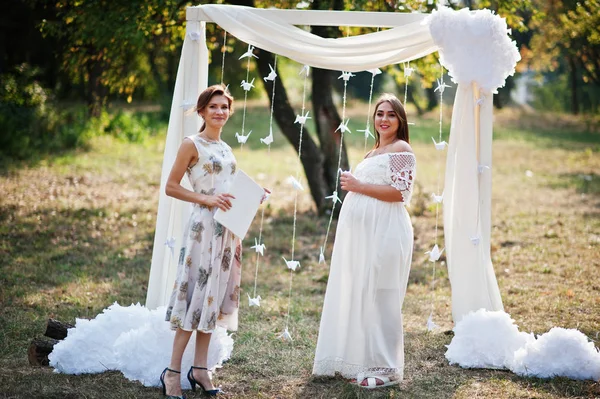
[[388, 153, 416, 204]]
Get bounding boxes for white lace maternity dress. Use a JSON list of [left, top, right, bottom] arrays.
[[313, 151, 416, 381]]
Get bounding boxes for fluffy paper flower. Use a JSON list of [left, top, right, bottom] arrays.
[[511, 327, 600, 380], [426, 7, 521, 93], [445, 309, 534, 369]]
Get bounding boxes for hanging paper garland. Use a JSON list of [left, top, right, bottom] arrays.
[[425, 63, 451, 331], [319, 69, 354, 265], [247, 55, 279, 308], [220, 31, 227, 85], [277, 63, 310, 342], [235, 44, 258, 148]]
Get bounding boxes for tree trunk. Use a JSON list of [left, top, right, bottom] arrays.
[[255, 49, 329, 214], [310, 24, 350, 204], [568, 56, 579, 115], [426, 87, 438, 111], [311, 66, 349, 192], [86, 48, 106, 117]]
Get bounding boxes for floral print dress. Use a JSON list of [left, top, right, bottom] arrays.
[[165, 135, 242, 332]]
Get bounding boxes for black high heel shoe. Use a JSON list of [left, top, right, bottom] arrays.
[[159, 367, 185, 399], [187, 366, 221, 396]]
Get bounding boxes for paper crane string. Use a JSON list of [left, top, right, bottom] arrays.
[[249, 55, 279, 309], [238, 44, 257, 149], [361, 46, 380, 153], [319, 62, 354, 266], [403, 62, 414, 106], [427, 63, 450, 331], [278, 63, 310, 342], [220, 31, 227, 85], [261, 56, 279, 150]]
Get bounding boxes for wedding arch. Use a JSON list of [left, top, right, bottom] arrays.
[[145, 4, 520, 323]]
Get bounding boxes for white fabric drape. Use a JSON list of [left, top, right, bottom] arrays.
[[199, 5, 438, 72], [443, 83, 503, 322], [146, 5, 518, 323], [145, 21, 208, 309]]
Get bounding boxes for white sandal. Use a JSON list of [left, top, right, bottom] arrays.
[[358, 376, 399, 389]]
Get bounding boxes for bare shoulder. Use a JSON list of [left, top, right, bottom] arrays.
[[391, 140, 413, 154], [175, 137, 199, 165], [179, 137, 198, 155]]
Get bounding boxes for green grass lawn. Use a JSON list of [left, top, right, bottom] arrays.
[[0, 104, 599, 398]]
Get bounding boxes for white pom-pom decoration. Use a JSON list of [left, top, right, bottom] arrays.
[[426, 7, 521, 93], [512, 327, 600, 381], [445, 309, 534, 369]]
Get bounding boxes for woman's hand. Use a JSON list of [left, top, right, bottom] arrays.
[[261, 188, 272, 204], [340, 172, 362, 193], [202, 193, 235, 211]]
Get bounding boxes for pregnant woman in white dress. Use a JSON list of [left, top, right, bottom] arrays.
[[313, 94, 416, 389]]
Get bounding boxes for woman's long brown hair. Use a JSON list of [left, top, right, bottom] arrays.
[[372, 93, 409, 149], [196, 84, 234, 132]]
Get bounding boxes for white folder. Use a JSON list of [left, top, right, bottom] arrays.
[[214, 170, 264, 239]]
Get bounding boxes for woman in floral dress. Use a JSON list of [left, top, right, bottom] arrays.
[[313, 94, 416, 389], [160, 85, 241, 397]]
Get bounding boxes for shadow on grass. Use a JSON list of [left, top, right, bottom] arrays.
[[0, 204, 154, 358], [0, 144, 92, 177], [546, 172, 600, 196], [299, 329, 600, 399]]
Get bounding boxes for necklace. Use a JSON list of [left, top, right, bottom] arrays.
[[198, 133, 221, 143]]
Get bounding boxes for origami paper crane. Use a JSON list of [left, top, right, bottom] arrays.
[[299, 65, 310, 76], [478, 164, 490, 174], [180, 99, 196, 110], [338, 71, 356, 81], [287, 176, 304, 191], [277, 327, 293, 342], [325, 190, 341, 204], [431, 137, 448, 151], [434, 78, 451, 94], [431, 192, 444, 204], [240, 78, 255, 92], [318, 247, 326, 264], [427, 312, 439, 331], [251, 237, 266, 257], [238, 44, 258, 60], [235, 131, 252, 144], [247, 293, 262, 307], [294, 111, 311, 125], [425, 244, 444, 262], [403, 63, 415, 78], [470, 235, 481, 246], [260, 127, 274, 146], [188, 31, 202, 41], [282, 257, 300, 271], [476, 94, 486, 106], [164, 237, 176, 258], [263, 64, 277, 82], [335, 119, 351, 134]]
